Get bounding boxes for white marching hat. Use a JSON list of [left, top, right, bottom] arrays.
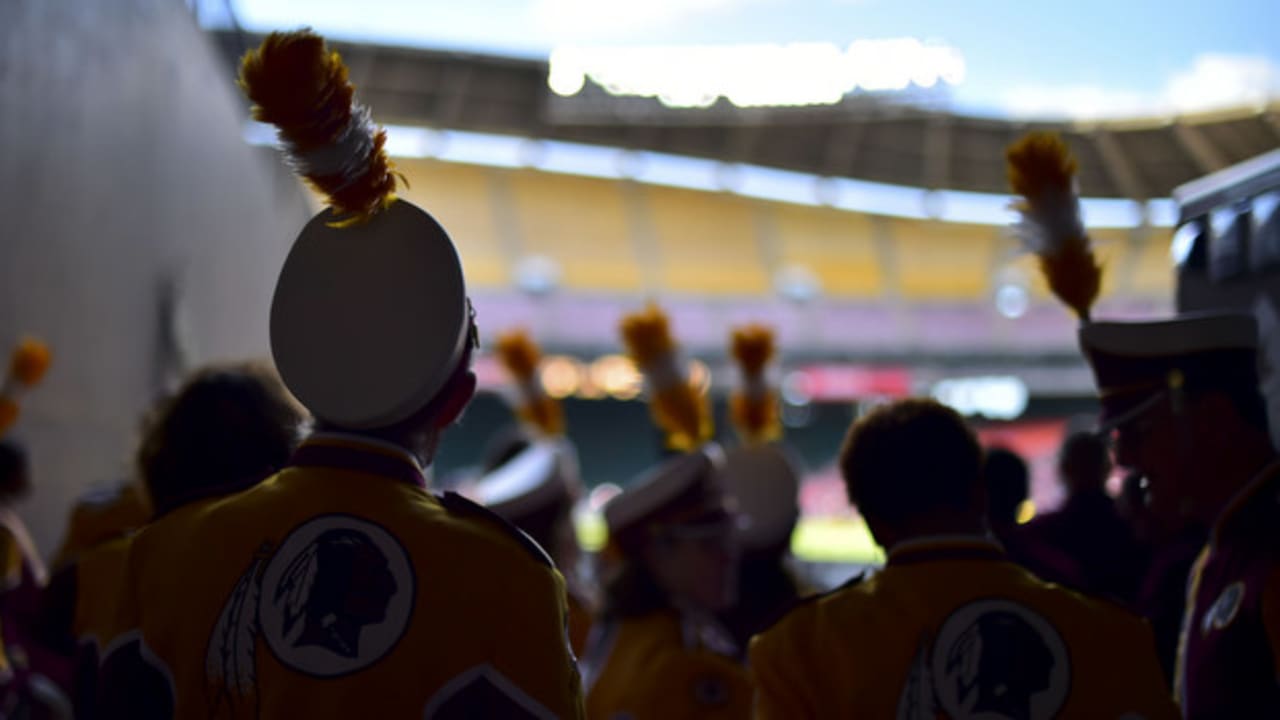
[[1078, 312, 1259, 429], [721, 444, 800, 551], [270, 201, 470, 428], [241, 30, 474, 429], [604, 445, 732, 551], [472, 440, 581, 521]]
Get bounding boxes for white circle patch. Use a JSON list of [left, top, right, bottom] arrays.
[[931, 599, 1070, 720], [258, 514, 415, 677]]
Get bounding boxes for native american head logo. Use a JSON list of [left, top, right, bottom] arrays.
[[205, 514, 415, 715], [898, 600, 1069, 720]]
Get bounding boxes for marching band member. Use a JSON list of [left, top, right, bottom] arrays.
[[42, 362, 303, 717], [717, 324, 810, 649], [750, 399, 1179, 719], [582, 305, 750, 720], [0, 338, 72, 717], [473, 328, 595, 656], [998, 133, 1280, 712], [1007, 131, 1280, 717], [97, 30, 583, 719]]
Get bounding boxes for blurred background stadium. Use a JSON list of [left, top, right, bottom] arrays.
[[2, 0, 1277, 571]]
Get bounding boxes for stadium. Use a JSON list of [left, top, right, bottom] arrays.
[[3, 1, 1280, 715], [4, 3, 1279, 564]]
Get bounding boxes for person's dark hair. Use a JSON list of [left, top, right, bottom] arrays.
[[1058, 431, 1111, 492], [137, 362, 304, 516], [840, 399, 983, 528], [984, 447, 1029, 528], [0, 440, 30, 504]]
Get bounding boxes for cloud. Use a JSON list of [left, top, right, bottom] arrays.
[[1165, 54, 1280, 113], [530, 0, 765, 36], [1000, 53, 1280, 120]]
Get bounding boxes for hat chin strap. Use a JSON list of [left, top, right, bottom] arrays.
[[1098, 390, 1169, 433]]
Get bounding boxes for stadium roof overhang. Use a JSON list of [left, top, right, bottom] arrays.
[[211, 30, 1280, 201]]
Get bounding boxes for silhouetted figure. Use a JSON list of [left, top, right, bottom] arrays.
[[40, 362, 305, 719], [1023, 432, 1145, 603], [718, 444, 811, 651], [983, 447, 1083, 588], [750, 399, 1177, 719], [1080, 312, 1280, 717]]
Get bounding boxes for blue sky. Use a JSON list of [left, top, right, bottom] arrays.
[[201, 0, 1279, 117]]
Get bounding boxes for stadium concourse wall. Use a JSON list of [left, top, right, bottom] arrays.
[[0, 0, 312, 556]]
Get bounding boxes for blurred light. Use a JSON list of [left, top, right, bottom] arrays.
[[591, 355, 643, 400], [781, 371, 813, 407], [1171, 220, 1202, 266], [688, 358, 712, 396], [546, 39, 965, 109], [1253, 191, 1280, 227], [995, 283, 1030, 319], [587, 482, 623, 512], [514, 255, 562, 296], [577, 373, 606, 400], [781, 400, 814, 428], [1016, 499, 1037, 524], [775, 265, 823, 304], [1209, 205, 1240, 238], [1147, 198, 1179, 228], [932, 376, 1029, 420], [540, 356, 582, 399], [547, 48, 587, 96], [517, 139, 547, 168]]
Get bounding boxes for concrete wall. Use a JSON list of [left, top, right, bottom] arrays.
[[0, 0, 312, 555]]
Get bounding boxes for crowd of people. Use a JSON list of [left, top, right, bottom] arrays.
[[0, 28, 1275, 720]]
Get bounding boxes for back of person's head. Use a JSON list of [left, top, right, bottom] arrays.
[[1058, 431, 1111, 495], [984, 447, 1029, 529], [137, 362, 305, 516], [0, 440, 30, 505], [840, 399, 984, 534]]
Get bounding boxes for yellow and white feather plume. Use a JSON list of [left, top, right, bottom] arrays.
[[493, 329, 565, 437], [729, 324, 781, 445], [239, 30, 401, 225], [619, 304, 712, 452], [0, 337, 52, 438], [1006, 131, 1103, 323]]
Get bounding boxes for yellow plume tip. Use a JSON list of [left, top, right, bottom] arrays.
[[620, 304, 676, 370], [494, 329, 541, 383], [1005, 131, 1102, 323], [11, 338, 51, 387], [0, 398, 18, 437], [730, 325, 775, 377], [1005, 131, 1077, 201], [239, 29, 398, 222]]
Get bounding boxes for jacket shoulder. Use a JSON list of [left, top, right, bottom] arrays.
[[756, 571, 866, 640], [437, 491, 555, 570]]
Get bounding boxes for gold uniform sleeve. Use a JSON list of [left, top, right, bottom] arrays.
[[492, 565, 586, 719]]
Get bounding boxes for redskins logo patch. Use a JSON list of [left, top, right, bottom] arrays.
[[897, 599, 1070, 720], [258, 514, 416, 677]]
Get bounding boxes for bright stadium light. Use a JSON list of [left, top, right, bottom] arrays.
[[514, 255, 562, 296], [995, 283, 1030, 319], [546, 39, 966, 108], [932, 376, 1029, 420], [540, 356, 583, 399]]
